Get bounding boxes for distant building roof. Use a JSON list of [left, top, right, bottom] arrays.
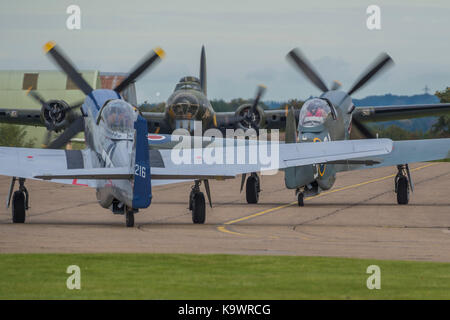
[[0, 70, 137, 107], [99, 73, 136, 106]]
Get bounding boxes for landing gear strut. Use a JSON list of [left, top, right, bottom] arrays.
[[7, 177, 29, 223], [395, 164, 413, 205], [189, 180, 206, 224], [245, 173, 260, 204], [296, 189, 304, 207]]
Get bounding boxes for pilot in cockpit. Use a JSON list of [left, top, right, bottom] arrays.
[[306, 102, 326, 117], [299, 98, 331, 128], [103, 100, 136, 134]]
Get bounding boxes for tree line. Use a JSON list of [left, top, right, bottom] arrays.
[[0, 88, 448, 147]]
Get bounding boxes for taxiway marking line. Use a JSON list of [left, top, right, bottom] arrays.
[[216, 225, 251, 236], [216, 163, 436, 236]]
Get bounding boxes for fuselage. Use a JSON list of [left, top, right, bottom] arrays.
[[285, 90, 354, 194], [164, 77, 215, 132], [80, 89, 144, 210]]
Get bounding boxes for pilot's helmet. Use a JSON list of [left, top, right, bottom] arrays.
[[309, 104, 318, 112]]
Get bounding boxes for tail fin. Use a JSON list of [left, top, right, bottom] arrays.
[[132, 115, 152, 208], [284, 107, 299, 189], [200, 45, 207, 96]]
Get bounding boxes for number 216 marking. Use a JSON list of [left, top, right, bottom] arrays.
[[135, 164, 146, 178]]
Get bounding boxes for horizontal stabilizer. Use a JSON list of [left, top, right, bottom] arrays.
[[34, 168, 132, 180]]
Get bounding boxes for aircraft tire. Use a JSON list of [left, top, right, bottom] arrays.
[[125, 211, 134, 227], [12, 191, 26, 223], [192, 193, 206, 224], [297, 193, 304, 207], [246, 176, 259, 204], [189, 190, 194, 211], [396, 177, 410, 205]]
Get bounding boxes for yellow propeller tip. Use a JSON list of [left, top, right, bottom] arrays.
[[154, 47, 165, 59], [26, 86, 33, 95], [43, 41, 56, 53], [259, 84, 267, 89]]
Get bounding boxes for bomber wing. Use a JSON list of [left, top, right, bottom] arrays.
[[214, 109, 300, 130], [0, 108, 43, 126], [140, 112, 171, 133], [353, 103, 450, 122]]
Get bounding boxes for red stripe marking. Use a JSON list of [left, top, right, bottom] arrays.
[[72, 179, 88, 187]]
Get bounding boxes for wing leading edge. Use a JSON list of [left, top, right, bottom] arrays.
[[353, 103, 450, 122], [0, 139, 393, 184], [6, 138, 446, 182], [335, 138, 450, 172]]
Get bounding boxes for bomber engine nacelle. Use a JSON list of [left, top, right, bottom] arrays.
[[234, 103, 265, 130], [41, 99, 76, 132]]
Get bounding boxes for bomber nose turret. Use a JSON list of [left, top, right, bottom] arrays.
[[169, 93, 203, 131], [169, 94, 200, 119]]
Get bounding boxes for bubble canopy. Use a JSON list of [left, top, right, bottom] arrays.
[[298, 98, 332, 127], [99, 99, 138, 134]]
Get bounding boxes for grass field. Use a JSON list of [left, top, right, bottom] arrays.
[[0, 253, 449, 299]]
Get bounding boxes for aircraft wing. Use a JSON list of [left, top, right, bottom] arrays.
[[140, 111, 171, 133], [264, 109, 300, 129], [0, 147, 97, 187], [0, 139, 392, 184], [353, 103, 450, 122], [214, 112, 239, 129], [0, 108, 44, 126], [215, 109, 300, 129], [335, 138, 450, 172], [149, 138, 393, 179]]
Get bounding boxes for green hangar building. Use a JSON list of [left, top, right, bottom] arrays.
[[0, 70, 136, 147]]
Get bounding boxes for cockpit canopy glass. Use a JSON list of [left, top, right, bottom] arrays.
[[175, 81, 202, 91], [298, 98, 331, 127], [101, 99, 138, 134]]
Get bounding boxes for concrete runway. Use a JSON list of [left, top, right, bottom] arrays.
[[0, 162, 449, 262]]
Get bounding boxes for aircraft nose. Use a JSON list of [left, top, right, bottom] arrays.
[[169, 94, 200, 118]]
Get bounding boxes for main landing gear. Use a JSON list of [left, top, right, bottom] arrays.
[[125, 207, 137, 227], [7, 177, 29, 223], [111, 200, 137, 227], [296, 189, 304, 207], [189, 180, 212, 224], [241, 173, 260, 204], [395, 164, 413, 205]]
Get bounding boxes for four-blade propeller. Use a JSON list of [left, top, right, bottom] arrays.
[[287, 47, 394, 138], [348, 52, 393, 96], [287, 48, 329, 93], [42, 41, 165, 148]]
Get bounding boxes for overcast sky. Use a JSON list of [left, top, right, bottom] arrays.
[[0, 0, 449, 103]]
